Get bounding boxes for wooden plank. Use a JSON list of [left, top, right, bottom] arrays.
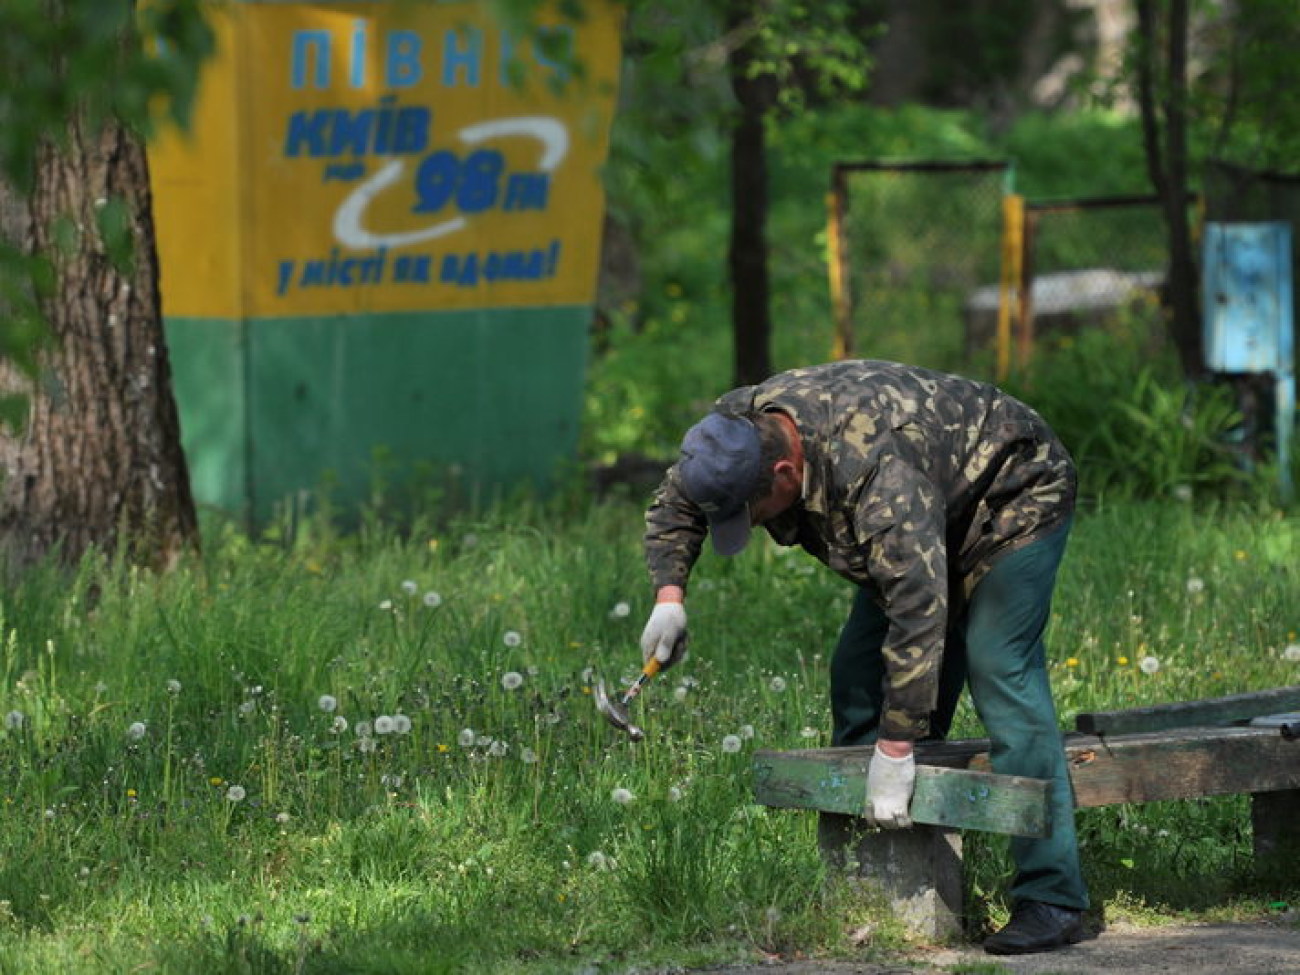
[[752, 751, 1051, 837], [1064, 726, 1300, 806], [756, 726, 1300, 819], [1075, 685, 1300, 735]]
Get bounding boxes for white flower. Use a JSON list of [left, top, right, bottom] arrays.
[[800, 727, 819, 740], [769, 676, 788, 693], [225, 785, 246, 802], [127, 721, 147, 740], [502, 631, 522, 648], [423, 591, 443, 608], [721, 735, 743, 754], [318, 695, 338, 713], [400, 580, 418, 596], [378, 600, 393, 611], [520, 747, 538, 764], [1283, 643, 1300, 663], [586, 850, 610, 870], [1172, 484, 1193, 502], [392, 714, 412, 735], [5, 710, 24, 730], [488, 740, 508, 758], [374, 715, 396, 735], [276, 812, 291, 824], [331, 716, 348, 734], [501, 671, 524, 691], [1186, 576, 1205, 595], [610, 787, 634, 804], [166, 679, 182, 695], [609, 601, 631, 619], [1139, 655, 1161, 675], [458, 728, 476, 748]]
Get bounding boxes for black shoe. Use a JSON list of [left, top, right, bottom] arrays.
[[984, 900, 1085, 955]]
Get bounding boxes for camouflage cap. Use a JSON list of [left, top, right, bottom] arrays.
[[678, 412, 760, 556]]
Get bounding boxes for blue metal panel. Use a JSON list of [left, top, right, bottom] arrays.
[[1202, 222, 1293, 373]]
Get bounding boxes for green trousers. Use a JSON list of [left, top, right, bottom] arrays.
[[830, 520, 1088, 911]]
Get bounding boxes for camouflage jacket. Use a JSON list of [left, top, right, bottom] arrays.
[[644, 360, 1077, 739]]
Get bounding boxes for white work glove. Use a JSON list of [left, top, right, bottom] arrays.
[[640, 601, 688, 671], [865, 745, 915, 828]]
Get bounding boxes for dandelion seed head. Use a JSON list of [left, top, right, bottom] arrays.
[[423, 591, 443, 608], [374, 715, 396, 735], [378, 599, 393, 611], [610, 787, 634, 805], [166, 679, 182, 695], [4, 710, 24, 730], [1172, 484, 1193, 502], [1186, 576, 1205, 595], [740, 724, 755, 739], [721, 735, 743, 754], [586, 850, 609, 870], [331, 716, 348, 734], [520, 747, 538, 764], [501, 671, 524, 691], [769, 676, 787, 693], [800, 727, 819, 740], [392, 714, 412, 734], [502, 630, 522, 648], [127, 721, 146, 740], [225, 785, 246, 802], [276, 811, 291, 824], [1140, 655, 1161, 675], [668, 786, 684, 802], [1283, 643, 1300, 663], [458, 728, 476, 748], [356, 737, 377, 753], [239, 701, 255, 715], [354, 720, 372, 738], [673, 686, 689, 702], [318, 695, 338, 713], [400, 580, 418, 596], [610, 601, 631, 619], [488, 740, 508, 758]]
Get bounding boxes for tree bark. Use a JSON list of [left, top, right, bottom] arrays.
[[727, 2, 774, 387], [0, 113, 199, 571]]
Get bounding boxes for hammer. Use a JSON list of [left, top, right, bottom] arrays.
[[594, 656, 663, 742]]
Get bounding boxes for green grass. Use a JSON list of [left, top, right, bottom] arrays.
[[0, 496, 1296, 972]]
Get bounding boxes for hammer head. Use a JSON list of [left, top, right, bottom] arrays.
[[593, 678, 645, 742]]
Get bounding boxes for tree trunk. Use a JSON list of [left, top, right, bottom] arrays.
[[727, 2, 774, 387], [1135, 0, 1204, 377], [0, 113, 199, 571]]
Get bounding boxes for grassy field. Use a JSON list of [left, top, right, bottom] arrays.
[[0, 494, 1296, 973]]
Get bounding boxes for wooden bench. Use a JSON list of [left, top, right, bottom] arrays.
[[753, 686, 1300, 939]]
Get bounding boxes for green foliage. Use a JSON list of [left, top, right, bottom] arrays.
[[1004, 312, 1255, 502]]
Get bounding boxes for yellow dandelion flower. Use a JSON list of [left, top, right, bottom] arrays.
[[581, 686, 592, 696], [1117, 656, 1129, 666], [1234, 550, 1248, 561], [437, 744, 449, 753], [126, 789, 137, 798], [1066, 657, 1079, 668], [210, 777, 224, 787]]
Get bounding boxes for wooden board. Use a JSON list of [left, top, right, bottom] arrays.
[[754, 725, 1300, 830], [1075, 685, 1300, 735], [753, 752, 1051, 837]]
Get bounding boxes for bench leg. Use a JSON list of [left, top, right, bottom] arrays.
[[818, 811, 964, 941], [1251, 789, 1300, 881]]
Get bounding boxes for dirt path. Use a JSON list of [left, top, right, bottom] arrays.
[[687, 916, 1300, 974]]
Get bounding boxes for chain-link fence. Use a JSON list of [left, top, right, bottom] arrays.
[[829, 162, 1172, 378], [829, 161, 1008, 372]]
